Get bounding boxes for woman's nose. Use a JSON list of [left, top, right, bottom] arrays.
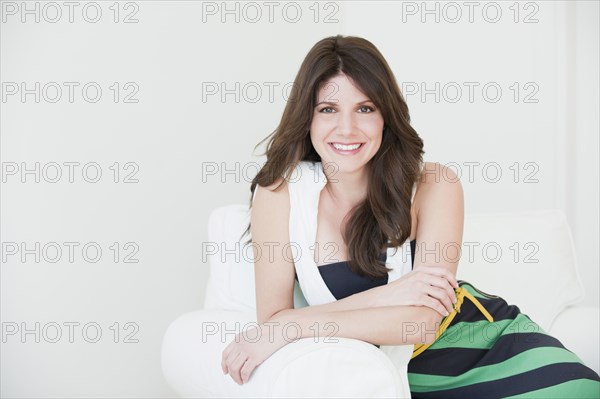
[[336, 112, 356, 136]]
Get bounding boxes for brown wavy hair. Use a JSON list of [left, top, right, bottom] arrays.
[[240, 34, 424, 279]]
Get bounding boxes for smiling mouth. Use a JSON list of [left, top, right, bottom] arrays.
[[327, 142, 365, 154], [328, 142, 364, 150]]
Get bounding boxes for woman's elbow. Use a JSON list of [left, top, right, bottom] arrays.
[[403, 307, 445, 345]]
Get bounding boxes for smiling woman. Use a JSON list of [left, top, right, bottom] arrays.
[[221, 34, 600, 396]]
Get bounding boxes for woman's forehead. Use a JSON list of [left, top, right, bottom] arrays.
[[315, 75, 370, 103]]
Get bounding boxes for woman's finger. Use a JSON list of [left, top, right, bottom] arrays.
[[427, 276, 457, 307], [240, 358, 257, 384], [221, 348, 230, 374], [223, 350, 240, 377], [417, 266, 458, 288], [422, 294, 448, 317], [416, 269, 459, 306], [426, 285, 454, 314], [229, 353, 248, 385]]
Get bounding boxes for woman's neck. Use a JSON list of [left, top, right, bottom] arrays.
[[323, 165, 369, 210]]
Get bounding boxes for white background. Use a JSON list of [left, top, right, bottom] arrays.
[[1, 1, 598, 397]]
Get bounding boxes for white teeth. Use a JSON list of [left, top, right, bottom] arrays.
[[332, 143, 362, 151]]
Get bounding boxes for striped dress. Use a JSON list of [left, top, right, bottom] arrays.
[[316, 245, 600, 398], [407, 280, 600, 398]]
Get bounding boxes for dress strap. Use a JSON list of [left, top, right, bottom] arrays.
[[411, 283, 494, 359]]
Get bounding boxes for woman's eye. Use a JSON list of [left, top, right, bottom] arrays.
[[319, 106, 375, 113]]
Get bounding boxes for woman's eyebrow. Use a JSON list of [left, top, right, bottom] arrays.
[[315, 99, 374, 107]]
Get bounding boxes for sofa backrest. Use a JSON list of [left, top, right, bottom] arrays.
[[202, 204, 309, 315], [456, 209, 584, 330], [203, 205, 583, 331]]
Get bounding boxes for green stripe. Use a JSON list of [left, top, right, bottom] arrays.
[[428, 313, 547, 350], [459, 283, 488, 299], [503, 378, 600, 398], [408, 346, 584, 392], [427, 320, 503, 350]]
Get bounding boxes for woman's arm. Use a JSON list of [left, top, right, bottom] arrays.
[[272, 304, 441, 346], [274, 283, 389, 316], [409, 162, 465, 326]]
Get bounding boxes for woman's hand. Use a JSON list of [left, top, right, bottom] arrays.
[[380, 266, 458, 316], [221, 314, 291, 385]]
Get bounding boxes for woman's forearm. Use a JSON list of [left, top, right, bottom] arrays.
[[272, 305, 440, 346], [273, 284, 388, 322]]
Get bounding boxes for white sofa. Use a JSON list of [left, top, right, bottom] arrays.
[[161, 206, 599, 398]]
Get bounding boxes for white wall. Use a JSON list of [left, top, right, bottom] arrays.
[[338, 1, 599, 307], [1, 1, 597, 397]]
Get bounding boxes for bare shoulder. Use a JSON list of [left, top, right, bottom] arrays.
[[251, 176, 290, 236], [410, 162, 464, 241], [253, 177, 289, 210], [413, 162, 463, 215], [263, 176, 289, 193]]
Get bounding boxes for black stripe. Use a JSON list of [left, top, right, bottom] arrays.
[[474, 332, 570, 369], [446, 295, 522, 326], [408, 332, 569, 377], [408, 347, 489, 376], [411, 362, 600, 399]]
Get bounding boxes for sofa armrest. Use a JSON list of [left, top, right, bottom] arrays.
[[548, 305, 600, 375], [161, 309, 410, 398]]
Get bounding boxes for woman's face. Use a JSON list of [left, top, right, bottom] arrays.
[[310, 73, 384, 173]]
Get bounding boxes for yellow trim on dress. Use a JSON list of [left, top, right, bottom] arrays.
[[411, 286, 495, 359]]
